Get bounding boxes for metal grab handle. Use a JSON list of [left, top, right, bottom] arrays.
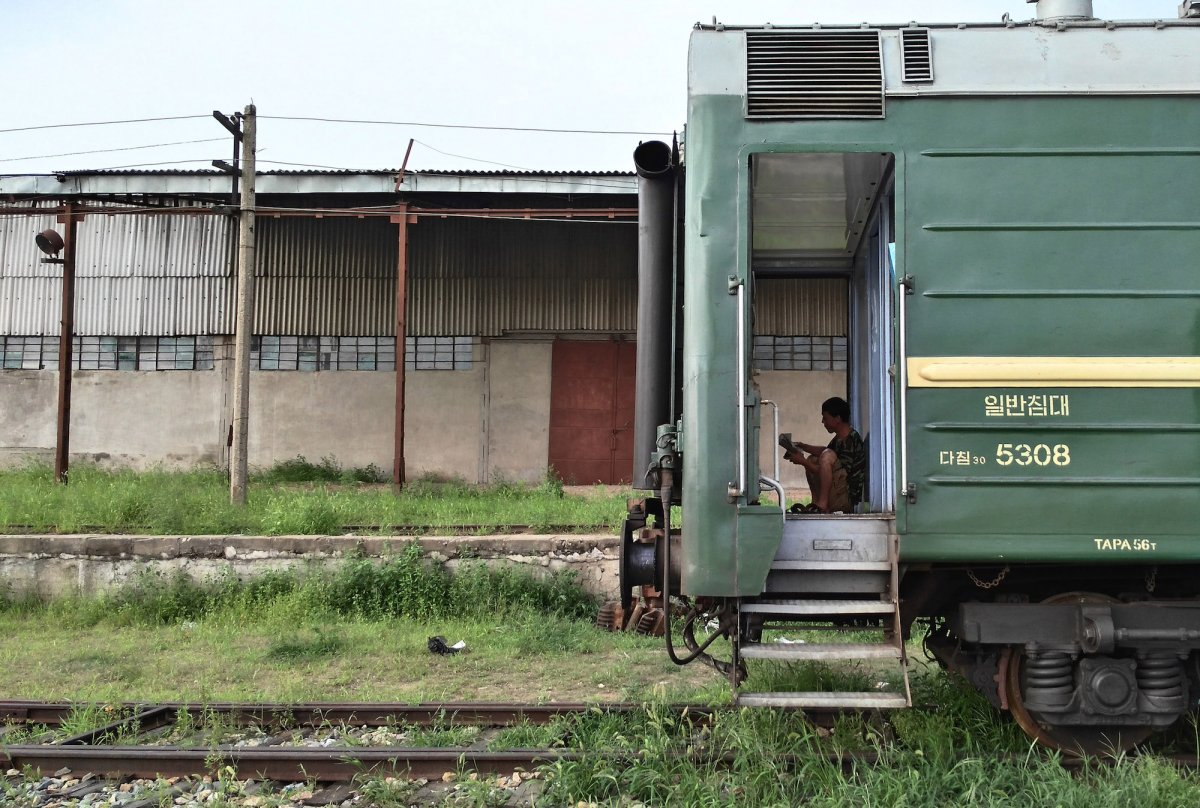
[[736, 283, 746, 500], [761, 399, 780, 483], [898, 274, 913, 498], [758, 475, 785, 514]]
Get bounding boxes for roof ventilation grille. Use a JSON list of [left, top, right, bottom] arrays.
[[900, 28, 933, 83], [746, 30, 884, 119]]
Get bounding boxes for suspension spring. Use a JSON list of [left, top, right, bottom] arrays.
[[1024, 651, 1074, 708], [1137, 653, 1185, 698]]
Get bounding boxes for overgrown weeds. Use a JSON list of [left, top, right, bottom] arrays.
[[0, 543, 597, 626], [535, 686, 1200, 807], [0, 463, 626, 535], [257, 455, 387, 485]]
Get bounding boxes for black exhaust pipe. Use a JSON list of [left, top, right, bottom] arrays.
[[632, 141, 676, 490]]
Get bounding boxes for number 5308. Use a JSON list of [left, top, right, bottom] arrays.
[[995, 443, 1071, 467]]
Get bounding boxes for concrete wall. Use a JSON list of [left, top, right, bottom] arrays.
[[0, 368, 224, 471], [249, 370, 397, 473], [754, 370, 845, 499], [0, 533, 620, 599], [486, 340, 552, 483], [0, 370, 58, 468], [0, 344, 843, 488], [403, 363, 488, 482]]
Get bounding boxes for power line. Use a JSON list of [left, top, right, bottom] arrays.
[[0, 138, 228, 164], [412, 139, 532, 171], [0, 115, 211, 135], [261, 114, 670, 136], [46, 158, 224, 171]]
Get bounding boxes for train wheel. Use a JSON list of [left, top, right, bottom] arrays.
[[1000, 592, 1152, 756]]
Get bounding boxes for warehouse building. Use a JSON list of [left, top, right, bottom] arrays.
[[0, 169, 846, 489]]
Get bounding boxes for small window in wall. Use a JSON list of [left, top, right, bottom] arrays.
[[251, 336, 397, 371], [753, 335, 847, 371], [249, 336, 477, 371], [1, 336, 56, 369], [0, 335, 213, 370], [405, 336, 477, 371]]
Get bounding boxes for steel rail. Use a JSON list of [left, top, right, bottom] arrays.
[[0, 699, 873, 783], [3, 743, 1193, 787], [0, 744, 570, 782], [0, 701, 718, 728]]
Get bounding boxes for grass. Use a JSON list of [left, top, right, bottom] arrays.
[[4, 551, 1200, 804], [0, 461, 628, 535], [0, 541, 599, 627], [0, 549, 715, 704]]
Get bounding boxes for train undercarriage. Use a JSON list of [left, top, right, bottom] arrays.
[[612, 508, 1200, 755]]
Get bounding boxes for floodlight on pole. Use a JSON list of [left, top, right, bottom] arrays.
[[35, 228, 65, 262]]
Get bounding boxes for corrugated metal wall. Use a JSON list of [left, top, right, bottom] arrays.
[[408, 218, 637, 335], [755, 278, 847, 335], [255, 217, 396, 335], [1, 213, 234, 335], [1, 211, 846, 338]]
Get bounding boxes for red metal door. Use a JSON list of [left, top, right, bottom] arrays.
[[548, 340, 636, 485]]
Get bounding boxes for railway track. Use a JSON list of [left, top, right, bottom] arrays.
[[0, 700, 761, 806], [4, 700, 1196, 806], [0, 699, 880, 805], [0, 701, 750, 786]]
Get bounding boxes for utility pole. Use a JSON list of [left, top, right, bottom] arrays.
[[34, 204, 80, 484], [54, 204, 78, 484], [211, 110, 244, 206], [212, 110, 244, 474], [230, 104, 257, 505]]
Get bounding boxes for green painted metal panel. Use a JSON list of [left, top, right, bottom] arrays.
[[902, 533, 1197, 564], [901, 98, 1200, 556], [681, 85, 1200, 590], [736, 505, 785, 594]]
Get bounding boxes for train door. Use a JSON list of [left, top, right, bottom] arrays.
[[749, 151, 897, 513]]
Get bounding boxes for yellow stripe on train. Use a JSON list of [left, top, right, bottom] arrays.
[[906, 357, 1200, 388]]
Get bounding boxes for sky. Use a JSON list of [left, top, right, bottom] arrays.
[[0, 0, 1176, 176]]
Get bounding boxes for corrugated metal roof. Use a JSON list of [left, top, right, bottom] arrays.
[[0, 169, 637, 197]]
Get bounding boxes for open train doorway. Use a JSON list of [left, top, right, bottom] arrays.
[[749, 151, 897, 513]]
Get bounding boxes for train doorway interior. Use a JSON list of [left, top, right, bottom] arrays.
[[749, 151, 897, 512]]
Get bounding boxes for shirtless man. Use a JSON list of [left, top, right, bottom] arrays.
[[783, 396, 865, 514]]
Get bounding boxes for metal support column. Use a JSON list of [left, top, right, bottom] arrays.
[[54, 204, 78, 484], [392, 203, 410, 489]]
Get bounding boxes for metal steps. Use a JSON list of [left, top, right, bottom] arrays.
[[736, 691, 909, 709], [740, 642, 901, 661], [740, 598, 893, 616], [732, 523, 911, 710], [769, 560, 892, 571]]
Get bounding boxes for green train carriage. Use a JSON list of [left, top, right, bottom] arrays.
[[617, 0, 1200, 753]]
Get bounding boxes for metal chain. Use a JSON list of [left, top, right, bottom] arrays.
[[1145, 566, 1158, 594], [967, 565, 1010, 590]]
